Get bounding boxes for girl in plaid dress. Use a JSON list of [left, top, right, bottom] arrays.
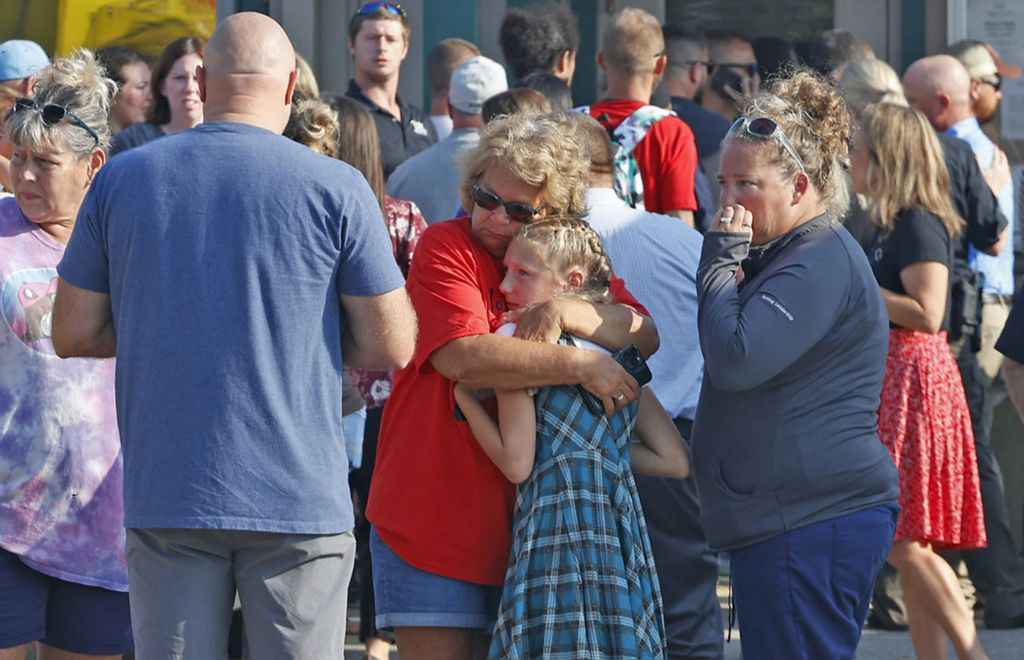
[[454, 218, 689, 659]]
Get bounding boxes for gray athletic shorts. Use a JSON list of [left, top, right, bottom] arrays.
[[126, 528, 355, 660]]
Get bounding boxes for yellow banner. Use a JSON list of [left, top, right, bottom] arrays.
[[54, 0, 216, 58]]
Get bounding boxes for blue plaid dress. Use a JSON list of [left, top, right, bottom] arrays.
[[488, 380, 666, 659]]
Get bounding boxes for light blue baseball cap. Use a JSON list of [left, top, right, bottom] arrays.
[[0, 40, 50, 81]]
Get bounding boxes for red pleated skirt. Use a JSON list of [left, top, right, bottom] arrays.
[[878, 328, 986, 550]]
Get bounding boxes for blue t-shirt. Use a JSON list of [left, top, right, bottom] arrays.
[[59, 122, 405, 534]]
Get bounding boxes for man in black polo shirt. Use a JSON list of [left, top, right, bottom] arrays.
[[346, 2, 436, 178]]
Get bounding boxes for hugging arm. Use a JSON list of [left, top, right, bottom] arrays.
[[506, 281, 659, 357], [432, 334, 638, 416]]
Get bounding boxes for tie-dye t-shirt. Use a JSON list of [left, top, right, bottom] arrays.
[[0, 195, 127, 591]]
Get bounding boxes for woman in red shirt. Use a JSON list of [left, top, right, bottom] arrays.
[[366, 112, 657, 658]]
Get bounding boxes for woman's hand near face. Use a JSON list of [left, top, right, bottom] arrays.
[[710, 204, 754, 237]]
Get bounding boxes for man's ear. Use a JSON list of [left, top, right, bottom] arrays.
[[285, 67, 299, 106], [596, 51, 607, 73], [556, 50, 574, 77], [347, 37, 355, 56], [197, 64, 207, 103], [653, 54, 667, 77], [688, 62, 702, 86], [938, 92, 952, 114], [968, 78, 982, 103], [18, 75, 35, 96]]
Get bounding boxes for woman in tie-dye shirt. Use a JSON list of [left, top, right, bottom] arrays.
[[0, 51, 132, 657]]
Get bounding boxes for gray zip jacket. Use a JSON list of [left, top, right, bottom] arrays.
[[692, 214, 899, 551]]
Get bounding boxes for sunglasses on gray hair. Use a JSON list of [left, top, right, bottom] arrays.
[[11, 97, 100, 147]]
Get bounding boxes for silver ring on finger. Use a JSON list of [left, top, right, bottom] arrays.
[[615, 393, 625, 402]]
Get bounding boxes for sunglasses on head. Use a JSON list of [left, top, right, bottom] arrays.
[[356, 2, 406, 17], [716, 62, 759, 79], [472, 185, 544, 223], [11, 97, 100, 147], [727, 116, 807, 175]]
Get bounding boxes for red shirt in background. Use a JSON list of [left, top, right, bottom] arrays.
[[589, 99, 700, 215], [367, 217, 648, 585]]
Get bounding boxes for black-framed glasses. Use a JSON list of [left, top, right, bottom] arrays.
[[727, 116, 806, 175], [11, 98, 99, 147], [356, 2, 406, 17], [980, 74, 1002, 91], [471, 185, 544, 223], [716, 62, 759, 78]]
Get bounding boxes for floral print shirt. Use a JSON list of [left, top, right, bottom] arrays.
[[349, 196, 428, 407]]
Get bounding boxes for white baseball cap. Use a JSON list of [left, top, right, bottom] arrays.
[[947, 40, 1022, 81], [448, 56, 508, 115]]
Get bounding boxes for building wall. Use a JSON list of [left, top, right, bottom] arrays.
[[218, 0, 957, 99]]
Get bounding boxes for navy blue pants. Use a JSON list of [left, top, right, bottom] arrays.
[[731, 504, 898, 660]]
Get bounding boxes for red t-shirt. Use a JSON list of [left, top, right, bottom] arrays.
[[589, 99, 700, 214], [367, 217, 647, 585]]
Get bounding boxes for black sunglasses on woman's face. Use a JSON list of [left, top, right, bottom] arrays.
[[471, 185, 544, 223]]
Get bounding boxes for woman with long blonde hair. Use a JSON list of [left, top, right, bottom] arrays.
[[851, 101, 987, 660]]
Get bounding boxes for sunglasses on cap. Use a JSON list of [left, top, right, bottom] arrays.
[[727, 116, 807, 175], [716, 62, 759, 78], [356, 2, 406, 17], [472, 185, 544, 223], [10, 97, 100, 147]]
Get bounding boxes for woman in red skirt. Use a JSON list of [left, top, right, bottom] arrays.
[[852, 101, 988, 659]]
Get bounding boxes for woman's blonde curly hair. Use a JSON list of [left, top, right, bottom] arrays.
[[460, 112, 589, 218], [733, 68, 853, 219]]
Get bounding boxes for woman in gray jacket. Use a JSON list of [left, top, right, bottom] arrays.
[[693, 70, 900, 659]]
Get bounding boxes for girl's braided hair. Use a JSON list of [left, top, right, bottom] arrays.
[[515, 216, 613, 304]]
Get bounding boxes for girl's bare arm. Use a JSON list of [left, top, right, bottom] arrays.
[[454, 384, 538, 484], [630, 389, 691, 478]]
